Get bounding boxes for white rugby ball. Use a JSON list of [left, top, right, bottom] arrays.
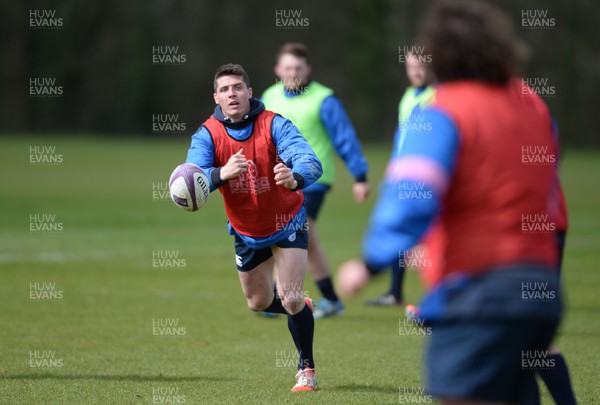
[[168, 163, 210, 212]]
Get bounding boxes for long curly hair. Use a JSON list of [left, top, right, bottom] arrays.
[[417, 0, 529, 84]]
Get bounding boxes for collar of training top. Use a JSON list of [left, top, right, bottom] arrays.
[[213, 97, 265, 130]]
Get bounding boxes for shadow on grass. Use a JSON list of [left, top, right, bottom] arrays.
[[0, 373, 235, 382], [330, 383, 399, 394]]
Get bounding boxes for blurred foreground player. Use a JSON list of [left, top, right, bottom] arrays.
[[186, 64, 322, 392], [338, 1, 566, 403]]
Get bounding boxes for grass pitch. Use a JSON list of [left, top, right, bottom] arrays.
[[1, 136, 599, 404]]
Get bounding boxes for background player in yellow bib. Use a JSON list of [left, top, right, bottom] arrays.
[[262, 43, 370, 319], [365, 51, 435, 307]]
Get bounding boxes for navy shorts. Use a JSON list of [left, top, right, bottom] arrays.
[[426, 318, 558, 404], [423, 266, 562, 403], [234, 228, 308, 272], [303, 191, 327, 220]]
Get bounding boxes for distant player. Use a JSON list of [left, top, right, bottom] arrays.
[[262, 43, 370, 319], [365, 52, 435, 307], [338, 0, 565, 403], [186, 63, 322, 392]]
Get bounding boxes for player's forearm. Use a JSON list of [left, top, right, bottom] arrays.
[[211, 167, 227, 188], [321, 96, 369, 180], [291, 155, 322, 189], [186, 130, 220, 192], [362, 182, 438, 272], [332, 131, 369, 181], [183, 163, 220, 193], [272, 116, 323, 189], [337, 140, 369, 182]]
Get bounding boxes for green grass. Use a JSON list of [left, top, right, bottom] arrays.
[[1, 136, 599, 404]]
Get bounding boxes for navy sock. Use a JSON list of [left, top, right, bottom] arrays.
[[263, 287, 287, 314], [287, 304, 315, 369], [388, 259, 406, 300], [538, 353, 577, 405], [522, 373, 541, 405], [316, 276, 339, 302], [287, 315, 301, 358]]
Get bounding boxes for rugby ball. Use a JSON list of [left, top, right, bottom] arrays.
[[168, 163, 210, 212]]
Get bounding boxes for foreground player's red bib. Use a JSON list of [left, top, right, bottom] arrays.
[[422, 79, 560, 286], [203, 110, 304, 237]]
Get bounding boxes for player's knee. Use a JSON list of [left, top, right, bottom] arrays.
[[280, 294, 304, 315], [246, 296, 270, 312], [308, 236, 325, 259], [547, 344, 561, 355]]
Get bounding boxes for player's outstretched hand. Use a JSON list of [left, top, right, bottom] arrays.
[[353, 181, 370, 203], [274, 163, 298, 189], [220, 148, 248, 181], [337, 259, 370, 296]]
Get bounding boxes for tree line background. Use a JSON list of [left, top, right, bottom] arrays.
[[1, 0, 598, 146]]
